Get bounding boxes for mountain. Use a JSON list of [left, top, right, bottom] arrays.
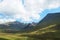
[[0, 21, 37, 33], [6, 21, 27, 29], [0, 12, 60, 33], [24, 22, 37, 29], [22, 12, 60, 33], [21, 13, 60, 40], [37, 12, 60, 29], [0, 21, 28, 33]]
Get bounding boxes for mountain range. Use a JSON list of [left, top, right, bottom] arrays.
[[0, 12, 60, 33]]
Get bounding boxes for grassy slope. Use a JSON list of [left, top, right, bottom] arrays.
[[0, 24, 60, 40]]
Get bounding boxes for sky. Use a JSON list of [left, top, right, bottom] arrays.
[[0, 0, 60, 24]]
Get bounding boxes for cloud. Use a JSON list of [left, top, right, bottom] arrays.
[[0, 0, 60, 24], [48, 0, 60, 9], [0, 18, 16, 24]]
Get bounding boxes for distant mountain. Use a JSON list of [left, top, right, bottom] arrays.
[[0, 20, 37, 33], [0, 21, 28, 33], [6, 21, 27, 29], [24, 22, 37, 29]]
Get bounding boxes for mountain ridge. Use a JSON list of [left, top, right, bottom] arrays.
[[0, 12, 60, 33]]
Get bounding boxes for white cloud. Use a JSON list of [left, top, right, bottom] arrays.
[[48, 0, 60, 9], [0, 18, 16, 24], [0, 0, 60, 24]]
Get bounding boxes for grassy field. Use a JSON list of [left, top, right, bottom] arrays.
[[0, 33, 30, 40], [0, 24, 60, 40], [0, 33, 42, 40]]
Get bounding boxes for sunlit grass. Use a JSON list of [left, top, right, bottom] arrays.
[[30, 24, 57, 34], [0, 33, 29, 40]]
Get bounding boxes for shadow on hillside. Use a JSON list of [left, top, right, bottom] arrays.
[[2, 24, 60, 34], [0, 38, 9, 40], [21, 31, 60, 40]]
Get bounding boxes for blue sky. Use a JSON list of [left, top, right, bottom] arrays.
[[40, 7, 60, 21], [0, 0, 60, 24]]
